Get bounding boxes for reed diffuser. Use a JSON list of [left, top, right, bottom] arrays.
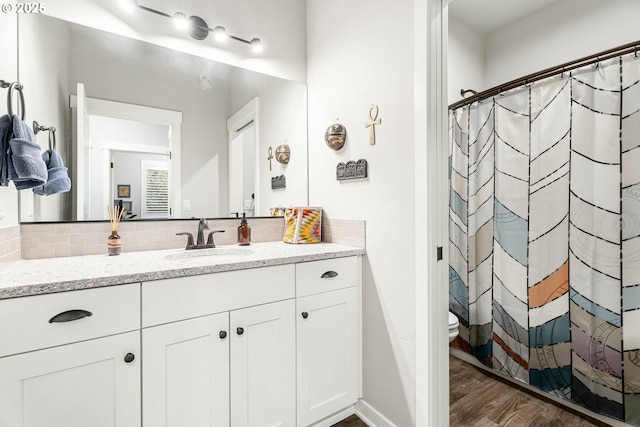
[[107, 205, 125, 256]]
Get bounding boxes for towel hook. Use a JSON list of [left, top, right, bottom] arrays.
[[6, 81, 25, 122]]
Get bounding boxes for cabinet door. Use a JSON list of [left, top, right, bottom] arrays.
[[297, 287, 359, 426], [230, 299, 296, 427], [0, 331, 140, 427], [143, 312, 230, 427]]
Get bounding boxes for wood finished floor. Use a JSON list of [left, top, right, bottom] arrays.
[[331, 356, 610, 427], [450, 355, 609, 427]]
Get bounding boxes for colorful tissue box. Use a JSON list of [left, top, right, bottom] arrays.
[[283, 207, 322, 244], [270, 207, 286, 216]]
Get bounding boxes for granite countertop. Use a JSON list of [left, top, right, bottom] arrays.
[[0, 242, 365, 300]]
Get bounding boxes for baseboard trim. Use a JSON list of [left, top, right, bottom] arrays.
[[355, 399, 397, 427], [307, 406, 356, 427]]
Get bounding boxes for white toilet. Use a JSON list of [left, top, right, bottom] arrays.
[[448, 311, 459, 343]]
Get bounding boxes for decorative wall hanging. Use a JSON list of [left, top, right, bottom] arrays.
[[271, 175, 286, 189], [117, 185, 131, 198], [365, 104, 381, 145], [275, 143, 290, 164], [325, 122, 347, 151], [336, 159, 368, 181], [267, 146, 274, 171]]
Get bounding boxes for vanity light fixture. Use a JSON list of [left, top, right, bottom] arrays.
[[250, 38, 263, 53], [119, 0, 137, 13], [172, 12, 188, 30], [121, 1, 263, 53], [213, 26, 228, 42]]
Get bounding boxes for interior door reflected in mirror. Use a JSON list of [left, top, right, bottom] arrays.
[[70, 83, 182, 220], [228, 98, 258, 218], [71, 84, 181, 221]]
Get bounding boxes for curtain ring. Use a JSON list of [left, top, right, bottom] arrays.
[[48, 128, 56, 151], [7, 81, 25, 122]]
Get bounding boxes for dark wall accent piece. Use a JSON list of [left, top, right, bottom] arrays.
[[337, 159, 368, 181], [271, 175, 286, 189]]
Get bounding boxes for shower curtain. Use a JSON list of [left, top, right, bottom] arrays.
[[449, 52, 640, 424]]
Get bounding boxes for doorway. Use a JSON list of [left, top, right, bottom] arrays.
[[227, 97, 259, 217]]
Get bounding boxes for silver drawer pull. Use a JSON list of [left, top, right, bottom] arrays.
[[321, 271, 338, 279], [49, 309, 93, 323]]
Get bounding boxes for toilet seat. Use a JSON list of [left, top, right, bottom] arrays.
[[448, 311, 459, 343], [449, 311, 459, 329]]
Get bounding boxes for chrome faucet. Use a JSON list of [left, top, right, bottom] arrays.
[[176, 218, 226, 250]]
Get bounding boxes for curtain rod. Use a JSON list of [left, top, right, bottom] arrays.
[[449, 39, 640, 111]]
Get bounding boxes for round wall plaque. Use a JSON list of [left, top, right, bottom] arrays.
[[325, 123, 347, 151]]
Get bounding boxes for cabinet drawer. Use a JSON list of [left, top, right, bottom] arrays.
[[142, 264, 295, 327], [0, 284, 140, 358], [296, 256, 359, 297]]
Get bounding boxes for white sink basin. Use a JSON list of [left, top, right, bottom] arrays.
[[165, 247, 255, 260]]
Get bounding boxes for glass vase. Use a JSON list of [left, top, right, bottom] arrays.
[[107, 231, 121, 256]]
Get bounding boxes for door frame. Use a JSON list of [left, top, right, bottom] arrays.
[[227, 97, 259, 217], [70, 94, 182, 220]]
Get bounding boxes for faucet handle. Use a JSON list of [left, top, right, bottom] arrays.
[[176, 232, 194, 248], [206, 230, 226, 247]]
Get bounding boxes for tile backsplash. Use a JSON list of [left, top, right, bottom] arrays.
[[12, 216, 365, 261], [0, 226, 21, 268], [20, 218, 285, 260], [321, 217, 366, 248]]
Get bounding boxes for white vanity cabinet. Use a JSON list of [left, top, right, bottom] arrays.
[[295, 257, 361, 426], [0, 284, 141, 427], [142, 312, 231, 426], [142, 264, 297, 427], [230, 299, 296, 426], [0, 248, 362, 427]]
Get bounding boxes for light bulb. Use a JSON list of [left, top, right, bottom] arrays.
[[250, 38, 263, 53], [119, 0, 137, 13], [173, 12, 188, 30], [213, 26, 228, 42]]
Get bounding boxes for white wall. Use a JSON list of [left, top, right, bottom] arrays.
[[449, 0, 640, 102], [448, 15, 485, 105], [0, 13, 19, 229], [485, 0, 640, 89], [229, 68, 308, 215], [307, 0, 416, 425], [17, 15, 72, 222]]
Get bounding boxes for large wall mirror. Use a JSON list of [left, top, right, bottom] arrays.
[[17, 13, 308, 222]]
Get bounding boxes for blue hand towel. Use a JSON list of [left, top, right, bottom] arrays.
[[0, 115, 11, 187], [7, 115, 47, 190], [33, 149, 71, 196]]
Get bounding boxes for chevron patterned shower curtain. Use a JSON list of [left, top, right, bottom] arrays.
[[449, 53, 640, 424]]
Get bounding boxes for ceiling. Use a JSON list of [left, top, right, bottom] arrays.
[[449, 0, 564, 34]]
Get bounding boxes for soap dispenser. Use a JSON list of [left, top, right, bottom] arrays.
[[237, 213, 251, 246]]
